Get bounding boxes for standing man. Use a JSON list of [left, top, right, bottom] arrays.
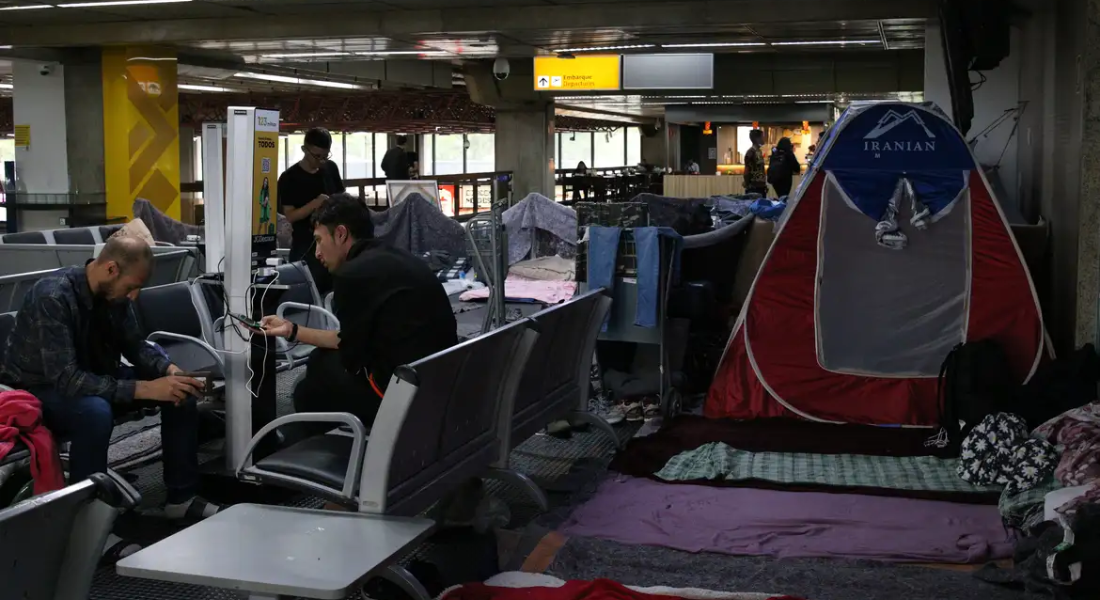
[[380, 135, 411, 181], [277, 127, 345, 294], [744, 129, 767, 197]]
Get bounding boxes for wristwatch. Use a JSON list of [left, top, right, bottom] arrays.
[[288, 322, 299, 343]]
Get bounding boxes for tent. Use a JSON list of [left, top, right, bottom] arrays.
[[706, 102, 1045, 427], [503, 193, 577, 265]]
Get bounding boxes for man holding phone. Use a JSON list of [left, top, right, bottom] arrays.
[[0, 237, 220, 520], [277, 127, 346, 295]]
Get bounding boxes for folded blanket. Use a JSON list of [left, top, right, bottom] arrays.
[[441, 574, 788, 600], [460, 279, 577, 305]]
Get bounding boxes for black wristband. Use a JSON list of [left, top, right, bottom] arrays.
[[288, 322, 299, 343]]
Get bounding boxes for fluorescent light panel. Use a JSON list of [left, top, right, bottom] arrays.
[[356, 50, 449, 56], [58, 0, 189, 6], [0, 4, 52, 9], [0, 83, 12, 89], [179, 83, 233, 92], [771, 39, 878, 46], [556, 44, 654, 52], [662, 42, 766, 48], [260, 51, 349, 58], [233, 71, 363, 90]]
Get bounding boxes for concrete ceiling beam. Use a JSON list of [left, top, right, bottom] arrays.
[[0, 0, 933, 47]]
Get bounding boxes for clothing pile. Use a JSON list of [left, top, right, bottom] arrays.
[[442, 574, 803, 600], [957, 413, 1059, 493]]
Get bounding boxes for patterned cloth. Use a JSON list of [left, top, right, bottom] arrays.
[[999, 476, 1061, 531], [503, 193, 577, 265], [655, 442, 1001, 494], [1035, 401, 1100, 486], [958, 413, 1059, 493]]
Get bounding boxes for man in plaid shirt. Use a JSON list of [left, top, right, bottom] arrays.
[[0, 237, 219, 520]]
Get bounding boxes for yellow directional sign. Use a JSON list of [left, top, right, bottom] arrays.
[[533, 55, 621, 91]]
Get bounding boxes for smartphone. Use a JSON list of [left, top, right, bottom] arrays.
[[230, 313, 263, 330]]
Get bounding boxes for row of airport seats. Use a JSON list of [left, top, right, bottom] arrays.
[[0, 223, 123, 246], [0, 245, 202, 313], [118, 289, 617, 599]]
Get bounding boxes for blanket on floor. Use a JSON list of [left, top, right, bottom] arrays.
[[441, 573, 788, 600], [559, 476, 1014, 564], [656, 442, 1002, 495]]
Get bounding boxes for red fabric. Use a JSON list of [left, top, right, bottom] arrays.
[[706, 171, 1043, 426], [0, 390, 65, 494], [443, 579, 802, 600]]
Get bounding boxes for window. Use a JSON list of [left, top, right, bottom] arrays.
[[593, 128, 625, 168], [420, 134, 434, 176], [287, 133, 305, 166], [560, 131, 592, 171], [345, 132, 375, 179], [465, 133, 495, 174], [374, 133, 390, 177], [434, 134, 465, 175], [0, 137, 10, 221], [627, 127, 642, 166]]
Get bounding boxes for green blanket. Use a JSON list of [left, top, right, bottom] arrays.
[[655, 442, 1003, 494]]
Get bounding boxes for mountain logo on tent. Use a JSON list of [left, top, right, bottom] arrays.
[[861, 110, 937, 157]]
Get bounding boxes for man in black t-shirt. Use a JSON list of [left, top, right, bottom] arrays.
[[277, 127, 346, 294], [380, 135, 410, 181]]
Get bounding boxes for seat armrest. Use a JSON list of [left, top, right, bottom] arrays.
[[146, 331, 225, 372], [236, 412, 367, 501], [277, 301, 340, 330]]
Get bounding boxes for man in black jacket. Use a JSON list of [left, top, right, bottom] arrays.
[[260, 193, 457, 428], [380, 135, 410, 181]]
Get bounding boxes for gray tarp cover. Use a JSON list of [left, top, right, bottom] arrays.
[[371, 193, 467, 258], [503, 193, 578, 265], [133, 198, 293, 248]]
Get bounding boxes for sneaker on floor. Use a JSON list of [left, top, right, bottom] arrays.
[[643, 403, 662, 422], [164, 496, 221, 520], [546, 419, 573, 439], [603, 403, 627, 425], [624, 402, 644, 422]]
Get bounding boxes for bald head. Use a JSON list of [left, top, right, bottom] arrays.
[[97, 236, 153, 274]]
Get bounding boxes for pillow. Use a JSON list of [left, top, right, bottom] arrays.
[[109, 218, 155, 247]]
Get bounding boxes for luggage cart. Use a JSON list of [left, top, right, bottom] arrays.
[[579, 231, 683, 419], [464, 198, 509, 334]]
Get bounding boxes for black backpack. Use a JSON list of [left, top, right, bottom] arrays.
[[933, 339, 1015, 450]]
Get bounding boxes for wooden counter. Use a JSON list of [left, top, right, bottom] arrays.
[[664, 174, 804, 199]]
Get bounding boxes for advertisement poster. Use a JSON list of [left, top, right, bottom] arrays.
[[439, 184, 456, 217], [252, 109, 280, 236]]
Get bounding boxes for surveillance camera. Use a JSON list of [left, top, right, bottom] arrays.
[[492, 58, 510, 81], [654, 119, 662, 131], [38, 64, 53, 76]]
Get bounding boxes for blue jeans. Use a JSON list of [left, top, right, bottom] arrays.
[[32, 386, 201, 505]]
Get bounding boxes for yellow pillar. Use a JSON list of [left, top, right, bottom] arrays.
[[102, 47, 181, 221]]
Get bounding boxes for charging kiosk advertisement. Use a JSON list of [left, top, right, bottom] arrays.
[[251, 109, 279, 266]]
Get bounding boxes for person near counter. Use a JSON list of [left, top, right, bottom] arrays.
[[277, 127, 345, 295], [768, 137, 800, 198], [744, 129, 767, 196]]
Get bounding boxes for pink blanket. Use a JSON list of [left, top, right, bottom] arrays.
[[460, 278, 577, 305], [560, 476, 1014, 564]]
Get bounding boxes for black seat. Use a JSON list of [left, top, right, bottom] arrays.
[[0, 440, 29, 467], [256, 434, 352, 491], [2, 231, 47, 244], [99, 224, 123, 240], [134, 283, 222, 375], [51, 228, 96, 245], [0, 311, 15, 345]]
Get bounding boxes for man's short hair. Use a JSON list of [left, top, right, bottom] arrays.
[[395, 135, 408, 146], [96, 236, 153, 274], [312, 193, 375, 240], [304, 127, 332, 151], [749, 129, 764, 142]]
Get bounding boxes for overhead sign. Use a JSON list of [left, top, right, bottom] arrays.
[[534, 55, 621, 91]]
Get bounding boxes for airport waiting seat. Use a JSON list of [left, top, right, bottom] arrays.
[[99, 224, 123, 240], [0, 269, 59, 314], [50, 228, 97, 245], [133, 282, 224, 376], [0, 313, 30, 480], [272, 261, 339, 369], [2, 473, 140, 599], [1, 231, 49, 244], [146, 248, 195, 287], [117, 319, 539, 600]]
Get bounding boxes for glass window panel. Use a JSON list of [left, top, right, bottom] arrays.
[[277, 135, 287, 179], [560, 131, 592, 171], [374, 133, 389, 177], [593, 128, 625, 168], [287, 133, 305, 166], [329, 132, 345, 174], [345, 132, 374, 179], [465, 133, 495, 174], [627, 127, 642, 166], [434, 134, 464, 175], [554, 133, 561, 172], [420, 134, 434, 176]]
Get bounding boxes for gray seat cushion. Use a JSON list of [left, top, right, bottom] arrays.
[[2, 232, 47, 244], [51, 228, 96, 245], [0, 440, 29, 467], [255, 434, 353, 493]]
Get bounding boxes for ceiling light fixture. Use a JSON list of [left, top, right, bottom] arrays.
[[661, 42, 766, 48], [179, 83, 234, 92], [259, 51, 349, 59], [0, 4, 53, 10], [58, 0, 189, 6], [233, 71, 364, 90], [771, 39, 878, 46], [555, 44, 654, 53], [0, 45, 11, 49], [355, 50, 448, 56], [0, 83, 12, 89]]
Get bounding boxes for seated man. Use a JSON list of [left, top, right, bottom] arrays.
[[0, 237, 219, 519], [261, 193, 457, 429]]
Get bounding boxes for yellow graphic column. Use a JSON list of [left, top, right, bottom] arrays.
[[102, 47, 181, 221], [253, 110, 279, 236]]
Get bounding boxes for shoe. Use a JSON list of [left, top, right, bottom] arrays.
[[624, 402, 644, 422], [604, 404, 627, 425], [547, 419, 573, 439], [643, 403, 662, 422], [164, 496, 221, 520]]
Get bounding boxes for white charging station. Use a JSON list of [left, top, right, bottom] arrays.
[[200, 122, 226, 273], [221, 106, 281, 471]]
